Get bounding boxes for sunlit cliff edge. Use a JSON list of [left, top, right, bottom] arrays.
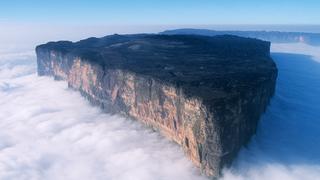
[[36, 34, 277, 178]]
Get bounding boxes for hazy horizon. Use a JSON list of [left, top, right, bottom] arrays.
[[1, 23, 320, 54]]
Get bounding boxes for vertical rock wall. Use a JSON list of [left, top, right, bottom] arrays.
[[36, 39, 277, 178]]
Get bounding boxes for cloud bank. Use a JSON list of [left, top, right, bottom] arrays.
[[221, 44, 320, 180], [272, 43, 320, 62], [1, 40, 320, 180], [0, 51, 206, 180]]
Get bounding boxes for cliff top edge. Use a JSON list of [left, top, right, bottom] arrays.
[[36, 34, 277, 102]]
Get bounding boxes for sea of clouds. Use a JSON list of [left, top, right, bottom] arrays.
[[221, 43, 320, 180], [0, 38, 320, 180], [0, 50, 207, 180]]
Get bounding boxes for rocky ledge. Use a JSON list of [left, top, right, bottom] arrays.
[[36, 34, 277, 178]]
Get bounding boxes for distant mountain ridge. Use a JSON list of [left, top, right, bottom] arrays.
[[161, 29, 320, 46]]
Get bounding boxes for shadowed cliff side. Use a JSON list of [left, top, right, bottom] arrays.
[[36, 34, 277, 178]]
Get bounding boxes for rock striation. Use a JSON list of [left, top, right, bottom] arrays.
[[36, 34, 277, 178]]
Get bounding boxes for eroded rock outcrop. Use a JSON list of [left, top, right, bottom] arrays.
[[36, 34, 277, 178]]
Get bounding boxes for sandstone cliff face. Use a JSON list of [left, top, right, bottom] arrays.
[[36, 34, 277, 178]]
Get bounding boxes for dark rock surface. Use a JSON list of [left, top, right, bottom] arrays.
[[36, 34, 277, 178]]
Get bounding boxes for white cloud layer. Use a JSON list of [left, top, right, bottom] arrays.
[[272, 43, 320, 62], [0, 39, 320, 180], [0, 51, 207, 180], [221, 43, 320, 180]]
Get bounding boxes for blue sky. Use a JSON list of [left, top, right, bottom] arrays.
[[0, 0, 319, 25]]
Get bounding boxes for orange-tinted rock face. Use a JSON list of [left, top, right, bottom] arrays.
[[36, 34, 277, 178], [66, 57, 209, 169]]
